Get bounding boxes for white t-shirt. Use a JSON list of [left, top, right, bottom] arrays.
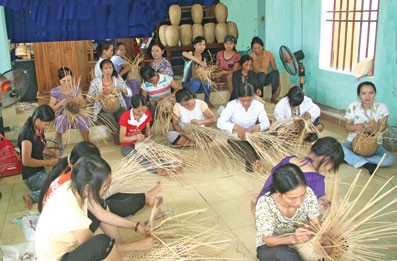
[[344, 101, 389, 142], [173, 99, 208, 129], [94, 57, 104, 78], [217, 99, 270, 133], [274, 96, 321, 123], [35, 181, 91, 260], [140, 74, 173, 101]]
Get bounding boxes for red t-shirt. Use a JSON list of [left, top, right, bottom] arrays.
[[216, 50, 241, 71], [119, 109, 152, 146]]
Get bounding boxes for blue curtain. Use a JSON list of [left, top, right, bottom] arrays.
[[1, 0, 217, 43]]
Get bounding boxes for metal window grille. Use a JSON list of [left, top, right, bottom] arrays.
[[327, 0, 379, 73]]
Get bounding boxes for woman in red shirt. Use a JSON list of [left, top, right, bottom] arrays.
[[119, 94, 152, 157]]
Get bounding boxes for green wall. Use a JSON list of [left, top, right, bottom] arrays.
[[221, 0, 260, 52], [0, 7, 11, 73], [262, 0, 397, 126], [225, 0, 396, 126]]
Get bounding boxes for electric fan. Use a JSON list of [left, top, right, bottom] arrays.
[[0, 68, 31, 108], [279, 45, 305, 88]]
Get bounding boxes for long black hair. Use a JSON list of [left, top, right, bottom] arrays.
[[286, 86, 304, 107], [251, 36, 264, 49], [140, 66, 156, 82], [20, 104, 55, 139], [57, 67, 72, 80], [269, 163, 306, 194], [239, 55, 253, 66], [38, 141, 101, 212], [311, 137, 344, 172], [96, 40, 113, 58], [71, 155, 111, 204]]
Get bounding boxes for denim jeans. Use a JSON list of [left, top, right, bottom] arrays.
[[24, 170, 48, 203], [183, 79, 211, 102], [342, 141, 395, 168]]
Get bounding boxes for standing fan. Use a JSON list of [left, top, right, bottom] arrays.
[[279, 45, 305, 88], [0, 68, 31, 108]]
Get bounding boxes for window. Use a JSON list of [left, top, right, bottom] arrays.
[[319, 0, 379, 75]]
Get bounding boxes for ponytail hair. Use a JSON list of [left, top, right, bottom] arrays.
[[269, 164, 306, 195]]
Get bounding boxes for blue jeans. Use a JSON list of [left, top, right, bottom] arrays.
[[183, 79, 211, 102], [24, 170, 48, 203], [342, 141, 395, 168]]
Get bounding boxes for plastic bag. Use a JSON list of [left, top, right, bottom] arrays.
[[0, 241, 37, 261], [11, 211, 39, 242], [0, 133, 22, 177]]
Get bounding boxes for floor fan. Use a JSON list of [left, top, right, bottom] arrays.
[[279, 45, 305, 88]]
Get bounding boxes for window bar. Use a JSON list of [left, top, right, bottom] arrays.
[[357, 0, 365, 64], [335, 0, 344, 69], [349, 0, 358, 71], [365, 0, 373, 58], [372, 1, 380, 74], [342, 0, 350, 71], [330, 0, 338, 68]]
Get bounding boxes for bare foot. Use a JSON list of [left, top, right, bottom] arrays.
[[145, 181, 163, 207], [23, 194, 33, 210], [253, 160, 264, 173], [250, 197, 257, 214]]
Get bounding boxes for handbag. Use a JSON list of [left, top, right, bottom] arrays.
[[0, 133, 22, 177]]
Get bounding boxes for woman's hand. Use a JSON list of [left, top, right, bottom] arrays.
[[191, 119, 202, 125], [46, 157, 59, 166], [199, 61, 207, 67], [256, 89, 262, 97], [250, 124, 261, 133], [303, 112, 311, 120], [355, 123, 366, 132], [136, 222, 149, 236], [367, 120, 378, 132], [233, 124, 246, 140], [294, 227, 313, 244], [135, 134, 145, 142]]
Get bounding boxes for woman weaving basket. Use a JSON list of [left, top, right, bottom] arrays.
[[341, 81, 395, 174], [88, 59, 132, 145]]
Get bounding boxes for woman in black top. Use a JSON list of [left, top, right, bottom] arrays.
[[18, 104, 59, 209], [230, 55, 258, 101]]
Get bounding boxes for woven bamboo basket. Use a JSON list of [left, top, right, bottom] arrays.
[[191, 4, 203, 24], [203, 22, 216, 44], [214, 3, 228, 23], [227, 21, 238, 39], [179, 24, 192, 45], [100, 95, 120, 113], [65, 97, 85, 115], [165, 25, 180, 47], [159, 25, 168, 46], [352, 132, 378, 157], [192, 24, 204, 40], [215, 22, 228, 43], [168, 4, 181, 25]]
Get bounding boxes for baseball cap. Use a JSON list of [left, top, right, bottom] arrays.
[[224, 35, 236, 43]]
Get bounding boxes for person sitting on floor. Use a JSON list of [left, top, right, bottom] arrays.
[[149, 40, 174, 77], [18, 104, 59, 209], [95, 41, 114, 78], [341, 81, 395, 175], [167, 88, 216, 146], [119, 94, 152, 157], [253, 137, 344, 212], [274, 85, 324, 142], [255, 164, 320, 261], [35, 155, 158, 261], [217, 83, 270, 172], [49, 67, 90, 145], [140, 67, 182, 121]]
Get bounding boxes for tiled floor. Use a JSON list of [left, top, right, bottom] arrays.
[[0, 103, 396, 260]]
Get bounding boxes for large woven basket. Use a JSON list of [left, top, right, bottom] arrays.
[[203, 23, 216, 44], [352, 132, 378, 157], [169, 5, 181, 25], [191, 4, 203, 24], [101, 95, 120, 113]]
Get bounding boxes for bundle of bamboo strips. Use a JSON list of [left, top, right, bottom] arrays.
[[122, 54, 145, 85], [351, 122, 384, 158], [123, 201, 232, 260], [182, 123, 242, 169], [152, 97, 176, 135], [294, 157, 397, 260], [105, 139, 199, 197]]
